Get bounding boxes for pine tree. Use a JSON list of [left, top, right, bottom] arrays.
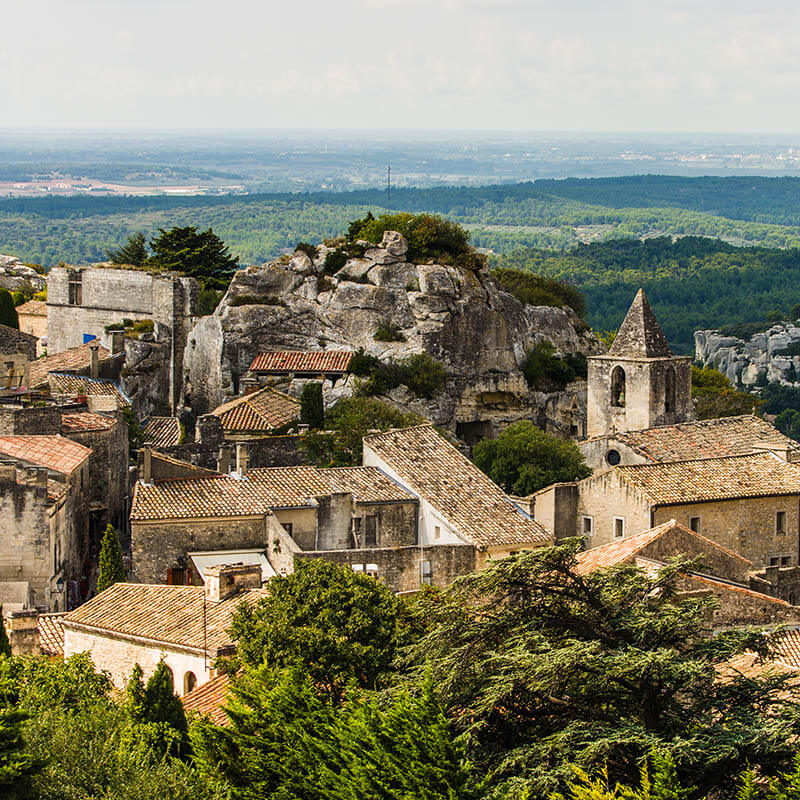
[[300, 382, 324, 430], [142, 660, 187, 735], [0, 606, 10, 658], [148, 226, 238, 288], [96, 524, 126, 593], [0, 290, 19, 330], [108, 232, 148, 266]]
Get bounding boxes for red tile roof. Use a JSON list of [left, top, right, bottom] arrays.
[[38, 612, 66, 657], [16, 300, 47, 317], [212, 386, 300, 433], [182, 673, 231, 725], [249, 350, 353, 374], [0, 435, 90, 475], [144, 417, 183, 447], [47, 373, 130, 407], [61, 411, 116, 433]]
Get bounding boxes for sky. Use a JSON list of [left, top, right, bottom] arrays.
[[3, 0, 800, 132]]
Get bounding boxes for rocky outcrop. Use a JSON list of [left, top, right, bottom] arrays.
[[183, 232, 602, 439], [120, 328, 173, 418], [695, 323, 800, 387], [0, 255, 46, 294]]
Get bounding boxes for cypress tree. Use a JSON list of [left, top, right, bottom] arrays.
[[96, 524, 126, 593], [300, 382, 324, 430], [125, 663, 146, 720], [107, 231, 148, 266], [0, 605, 10, 657], [0, 290, 19, 330], [142, 660, 187, 735]]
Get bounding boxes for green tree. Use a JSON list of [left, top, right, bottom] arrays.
[[197, 286, 223, 316], [125, 663, 146, 720], [0, 607, 10, 658], [0, 290, 19, 330], [230, 559, 404, 694], [691, 365, 761, 419], [775, 409, 800, 441], [122, 406, 145, 458], [300, 382, 324, 430], [407, 542, 800, 799], [473, 420, 591, 495], [0, 708, 40, 798], [301, 397, 422, 467], [148, 226, 239, 288], [140, 660, 187, 736], [97, 524, 126, 593], [108, 231, 148, 266], [192, 665, 478, 800]]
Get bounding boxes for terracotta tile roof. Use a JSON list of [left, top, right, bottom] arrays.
[[688, 573, 792, 606], [150, 450, 220, 479], [576, 519, 752, 576], [131, 465, 416, 521], [47, 478, 67, 503], [61, 411, 116, 433], [320, 467, 417, 504], [0, 434, 90, 475], [27, 340, 115, 389], [211, 386, 300, 433], [63, 583, 267, 656], [249, 350, 353, 374], [771, 628, 800, 670], [182, 673, 231, 725], [16, 300, 47, 317], [363, 425, 551, 549], [38, 612, 66, 657], [607, 289, 673, 358], [47, 373, 130, 407], [144, 416, 183, 447], [609, 415, 796, 463], [615, 452, 800, 505]]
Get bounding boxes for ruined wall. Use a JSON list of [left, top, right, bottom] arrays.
[[272, 508, 318, 551], [577, 470, 653, 547], [131, 516, 268, 584], [298, 543, 477, 593], [530, 483, 578, 541], [316, 493, 354, 551], [353, 500, 417, 547], [63, 626, 210, 693], [652, 496, 800, 570], [159, 433, 304, 471]]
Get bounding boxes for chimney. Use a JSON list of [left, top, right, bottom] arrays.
[[140, 443, 152, 484], [217, 445, 231, 474], [7, 610, 40, 656], [89, 342, 100, 379], [110, 330, 125, 355], [204, 562, 262, 603], [235, 442, 249, 479]]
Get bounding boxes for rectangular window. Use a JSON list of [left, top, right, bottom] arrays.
[[781, 556, 792, 566], [613, 517, 625, 539], [68, 270, 82, 306], [769, 556, 780, 567], [434, 525, 441, 541], [777, 511, 787, 534], [581, 516, 593, 537], [421, 560, 432, 584], [282, 522, 293, 537], [364, 515, 378, 547], [689, 517, 700, 533]]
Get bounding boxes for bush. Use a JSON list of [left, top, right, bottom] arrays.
[[355, 352, 446, 400], [0, 289, 19, 329], [492, 267, 586, 317], [300, 382, 324, 430], [373, 320, 406, 342], [294, 242, 318, 259], [691, 365, 761, 419], [197, 287, 223, 316], [521, 342, 587, 391], [347, 348, 381, 376], [348, 212, 484, 269], [473, 420, 591, 495]]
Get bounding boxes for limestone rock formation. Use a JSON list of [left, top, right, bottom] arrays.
[[695, 323, 800, 387], [183, 232, 602, 439], [0, 255, 46, 294]]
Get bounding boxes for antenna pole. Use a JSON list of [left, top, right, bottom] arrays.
[[387, 165, 391, 213]]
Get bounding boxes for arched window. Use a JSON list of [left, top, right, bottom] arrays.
[[665, 366, 676, 413], [611, 366, 626, 407], [184, 671, 197, 695]]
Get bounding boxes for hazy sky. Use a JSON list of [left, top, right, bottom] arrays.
[[4, 0, 799, 131]]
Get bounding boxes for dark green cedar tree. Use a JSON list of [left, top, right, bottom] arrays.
[[96, 524, 126, 593]]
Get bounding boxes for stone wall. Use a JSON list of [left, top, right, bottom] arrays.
[[131, 516, 269, 584], [587, 355, 693, 438], [353, 500, 417, 547], [272, 508, 318, 551], [579, 436, 651, 474], [316, 493, 355, 551], [63, 625, 210, 693], [0, 324, 37, 360], [159, 433, 305, 471], [652, 496, 799, 570], [298, 543, 477, 593], [530, 483, 578, 541], [0, 405, 62, 436]]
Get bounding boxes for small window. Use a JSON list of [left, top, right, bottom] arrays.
[[581, 516, 593, 536], [366, 563, 379, 578], [282, 522, 293, 536], [351, 563, 364, 572], [606, 449, 621, 466], [183, 671, 197, 695], [689, 517, 700, 533], [614, 517, 625, 539], [665, 366, 676, 413], [509, 550, 519, 556], [421, 560, 432, 585], [364, 515, 378, 547], [68, 270, 82, 306], [769, 556, 780, 567], [777, 511, 787, 535], [611, 366, 626, 408], [781, 556, 792, 567], [434, 525, 441, 540]]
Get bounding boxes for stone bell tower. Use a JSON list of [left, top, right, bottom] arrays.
[[586, 289, 693, 439]]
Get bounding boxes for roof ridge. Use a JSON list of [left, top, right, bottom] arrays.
[[617, 450, 785, 469], [607, 288, 673, 358]]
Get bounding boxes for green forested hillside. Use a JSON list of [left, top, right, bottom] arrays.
[[494, 237, 800, 353]]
